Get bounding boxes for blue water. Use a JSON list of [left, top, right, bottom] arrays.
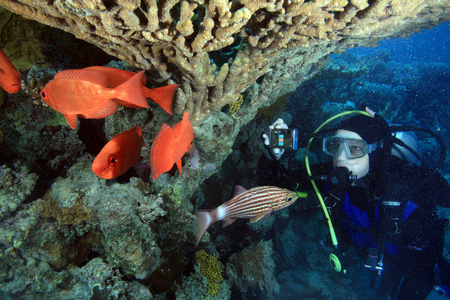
[[347, 21, 450, 64]]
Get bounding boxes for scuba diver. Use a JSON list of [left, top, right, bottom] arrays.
[[259, 108, 450, 299]]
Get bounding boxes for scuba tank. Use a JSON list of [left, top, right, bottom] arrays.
[[390, 129, 422, 166]]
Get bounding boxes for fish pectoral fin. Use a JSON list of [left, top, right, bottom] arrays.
[[222, 218, 237, 227], [84, 101, 118, 119], [64, 114, 78, 129], [249, 210, 272, 223]]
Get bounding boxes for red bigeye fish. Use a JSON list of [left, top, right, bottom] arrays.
[[195, 186, 298, 247], [0, 48, 21, 93], [83, 66, 180, 115], [150, 111, 194, 180], [92, 126, 145, 179], [40, 69, 149, 129]]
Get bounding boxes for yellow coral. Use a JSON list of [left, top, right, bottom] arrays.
[[227, 94, 244, 115], [196, 250, 223, 299]]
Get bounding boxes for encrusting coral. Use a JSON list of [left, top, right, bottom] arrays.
[[226, 240, 280, 297], [196, 249, 224, 299]]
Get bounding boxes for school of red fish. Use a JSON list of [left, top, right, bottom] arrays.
[[0, 48, 192, 181], [1, 48, 299, 247]]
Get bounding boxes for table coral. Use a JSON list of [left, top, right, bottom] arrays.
[[0, 0, 448, 125]]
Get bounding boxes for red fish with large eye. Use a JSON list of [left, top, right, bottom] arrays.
[[40, 69, 149, 129], [92, 126, 145, 179], [0, 48, 21, 93], [150, 111, 194, 180], [83, 66, 180, 115]]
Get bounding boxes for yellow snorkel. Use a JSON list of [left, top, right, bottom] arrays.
[[305, 110, 373, 272]]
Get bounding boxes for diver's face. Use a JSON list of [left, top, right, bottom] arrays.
[[332, 130, 369, 179]]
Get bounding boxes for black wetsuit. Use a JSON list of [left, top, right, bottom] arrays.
[[257, 153, 450, 299]]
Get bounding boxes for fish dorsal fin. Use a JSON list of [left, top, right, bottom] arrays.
[[84, 66, 137, 78], [172, 111, 194, 159], [149, 123, 176, 180], [173, 112, 193, 141], [55, 69, 107, 86], [233, 185, 247, 197], [132, 125, 142, 137]]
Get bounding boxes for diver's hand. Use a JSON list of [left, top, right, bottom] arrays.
[[262, 118, 288, 160]]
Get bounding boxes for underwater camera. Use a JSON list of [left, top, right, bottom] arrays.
[[268, 128, 299, 150]]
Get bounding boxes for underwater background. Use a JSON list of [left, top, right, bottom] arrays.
[[203, 21, 450, 300], [0, 4, 449, 300]]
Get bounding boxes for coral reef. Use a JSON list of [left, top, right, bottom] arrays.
[[0, 154, 178, 297], [0, 0, 448, 126], [0, 0, 449, 299], [196, 250, 223, 299], [0, 162, 38, 219], [226, 240, 280, 297]]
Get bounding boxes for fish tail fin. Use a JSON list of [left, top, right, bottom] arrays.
[[114, 70, 150, 108], [144, 84, 180, 115], [195, 209, 217, 247]]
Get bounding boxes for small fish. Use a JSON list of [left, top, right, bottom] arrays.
[[150, 111, 194, 180], [0, 48, 21, 93], [84, 66, 180, 115], [195, 186, 298, 247], [40, 69, 149, 129], [92, 126, 145, 179]]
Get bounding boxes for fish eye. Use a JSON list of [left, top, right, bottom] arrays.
[[108, 154, 118, 166], [41, 91, 47, 99], [287, 196, 293, 202]]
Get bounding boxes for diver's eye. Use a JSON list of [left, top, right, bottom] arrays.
[[41, 91, 47, 99], [108, 154, 118, 166], [349, 145, 364, 156]]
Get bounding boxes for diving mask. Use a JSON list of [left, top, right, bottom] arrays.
[[323, 136, 381, 160]]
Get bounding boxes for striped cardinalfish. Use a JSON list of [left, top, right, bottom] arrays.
[[195, 185, 298, 247]]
